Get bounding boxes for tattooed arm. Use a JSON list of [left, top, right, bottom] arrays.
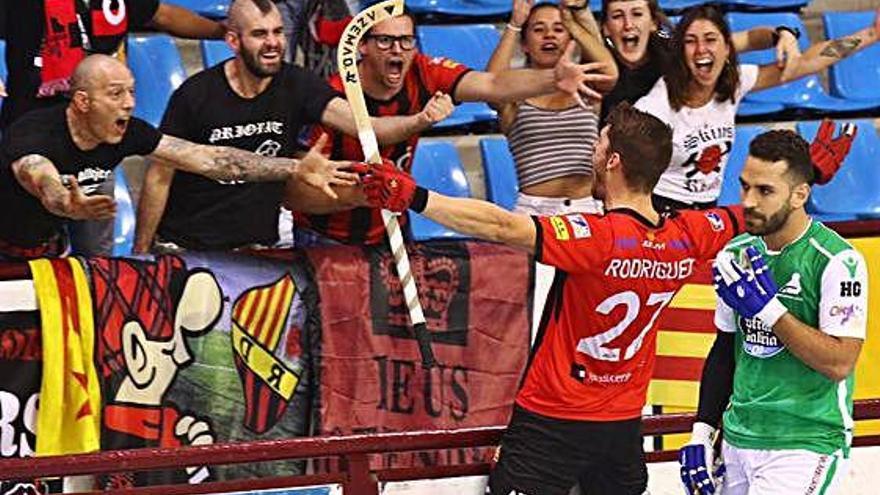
[[148, 134, 360, 198], [11, 154, 116, 219], [753, 9, 879, 91]]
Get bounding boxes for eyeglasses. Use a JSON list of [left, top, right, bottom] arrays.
[[365, 34, 416, 50]]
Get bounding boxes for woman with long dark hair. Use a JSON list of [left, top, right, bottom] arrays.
[[487, 0, 618, 215], [635, 4, 879, 213], [598, 0, 801, 124]]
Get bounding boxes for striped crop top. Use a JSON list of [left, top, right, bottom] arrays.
[[507, 103, 599, 189]]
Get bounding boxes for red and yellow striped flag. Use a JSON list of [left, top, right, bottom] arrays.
[[29, 258, 102, 456], [649, 266, 716, 409]]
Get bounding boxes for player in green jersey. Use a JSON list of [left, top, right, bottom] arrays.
[[679, 129, 869, 495]]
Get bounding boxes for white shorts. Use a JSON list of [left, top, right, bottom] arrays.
[[721, 440, 849, 495], [513, 192, 603, 216]]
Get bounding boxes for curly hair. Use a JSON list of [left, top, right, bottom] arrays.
[[748, 130, 815, 185]]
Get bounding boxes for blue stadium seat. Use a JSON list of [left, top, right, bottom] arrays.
[[721, 0, 808, 10], [0, 40, 6, 116], [112, 166, 135, 256], [798, 120, 880, 218], [163, 0, 229, 19], [727, 13, 877, 113], [417, 24, 499, 129], [201, 39, 234, 67], [823, 11, 880, 105], [0, 40, 6, 84], [737, 100, 785, 117], [409, 141, 471, 240], [660, 0, 708, 12], [479, 137, 519, 211], [128, 34, 187, 127], [718, 125, 766, 206]]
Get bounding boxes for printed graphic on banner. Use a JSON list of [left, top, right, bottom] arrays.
[[91, 256, 221, 488], [231, 275, 301, 434], [370, 243, 470, 346], [88, 252, 316, 484], [311, 242, 531, 470]]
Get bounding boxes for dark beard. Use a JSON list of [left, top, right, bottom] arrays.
[[745, 202, 792, 236], [241, 48, 282, 78]]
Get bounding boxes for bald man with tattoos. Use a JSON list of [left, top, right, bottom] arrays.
[[0, 55, 354, 260]]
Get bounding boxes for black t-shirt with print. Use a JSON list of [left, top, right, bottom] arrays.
[[0, 104, 162, 245], [0, 0, 159, 128], [157, 62, 338, 250]]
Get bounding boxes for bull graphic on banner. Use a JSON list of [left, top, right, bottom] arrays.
[[231, 274, 301, 434], [90, 255, 222, 488]]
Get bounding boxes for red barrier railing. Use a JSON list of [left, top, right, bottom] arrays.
[[2, 399, 879, 494]]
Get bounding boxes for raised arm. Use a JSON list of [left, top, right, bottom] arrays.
[[361, 160, 537, 252], [11, 154, 116, 220], [319, 96, 451, 146], [561, 1, 618, 92], [486, 0, 534, 127], [149, 2, 226, 40], [753, 9, 879, 92], [133, 160, 175, 254], [421, 191, 537, 253], [457, 43, 613, 106], [148, 133, 358, 197], [732, 26, 801, 69]]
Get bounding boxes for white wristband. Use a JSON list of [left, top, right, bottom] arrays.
[[690, 421, 716, 446], [756, 297, 788, 328], [506, 23, 522, 32]]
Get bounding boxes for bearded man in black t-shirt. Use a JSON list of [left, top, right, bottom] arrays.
[[0, 54, 356, 261], [134, 0, 451, 253]]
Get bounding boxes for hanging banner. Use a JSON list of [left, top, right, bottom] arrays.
[[88, 252, 318, 487], [309, 242, 532, 469], [0, 264, 43, 494]]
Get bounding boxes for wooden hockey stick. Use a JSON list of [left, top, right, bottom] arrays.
[[338, 0, 436, 369]]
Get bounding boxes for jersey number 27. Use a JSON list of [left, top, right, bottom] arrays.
[[576, 291, 675, 362]]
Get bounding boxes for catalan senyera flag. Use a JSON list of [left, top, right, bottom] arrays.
[[30, 258, 102, 456], [231, 274, 300, 434], [649, 265, 716, 408]]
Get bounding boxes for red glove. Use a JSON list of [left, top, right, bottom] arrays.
[[362, 160, 418, 213], [810, 119, 857, 185]]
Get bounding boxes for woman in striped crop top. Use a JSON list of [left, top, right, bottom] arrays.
[[487, 0, 618, 215]]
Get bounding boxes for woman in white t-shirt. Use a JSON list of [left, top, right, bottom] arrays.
[[635, 4, 880, 213]]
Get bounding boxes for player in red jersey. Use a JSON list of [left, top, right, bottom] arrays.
[[284, 9, 614, 245], [360, 102, 743, 495]]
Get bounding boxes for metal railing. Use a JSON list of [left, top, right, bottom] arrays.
[[1, 399, 879, 494]]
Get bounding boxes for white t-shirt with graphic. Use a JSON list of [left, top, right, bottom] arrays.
[[635, 64, 760, 204]]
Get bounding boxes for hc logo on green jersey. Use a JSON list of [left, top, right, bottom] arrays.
[[842, 256, 859, 279]]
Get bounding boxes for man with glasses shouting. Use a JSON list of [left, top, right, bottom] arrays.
[[286, 8, 614, 246]]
